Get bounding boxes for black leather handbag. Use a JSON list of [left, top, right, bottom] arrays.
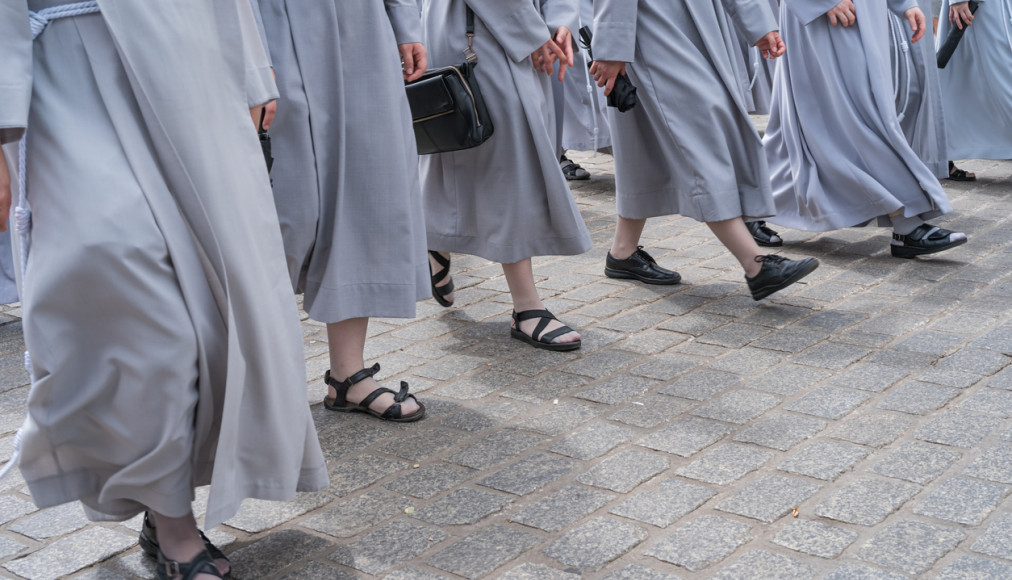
[[405, 8, 494, 155]]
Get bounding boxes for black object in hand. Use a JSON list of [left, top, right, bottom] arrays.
[[937, 0, 979, 68], [258, 108, 274, 178], [579, 26, 637, 112]]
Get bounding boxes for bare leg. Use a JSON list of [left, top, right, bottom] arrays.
[[609, 216, 647, 259], [707, 218, 764, 277], [502, 259, 580, 344], [149, 511, 222, 579], [326, 318, 420, 415]]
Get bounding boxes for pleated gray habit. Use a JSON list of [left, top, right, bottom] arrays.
[[558, 0, 612, 153], [1, 0, 327, 528], [256, 0, 430, 323], [725, 0, 779, 115], [419, 0, 593, 264], [937, 0, 1012, 160], [764, 0, 952, 232], [592, 0, 780, 222]]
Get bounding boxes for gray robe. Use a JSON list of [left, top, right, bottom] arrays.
[[726, 0, 778, 115], [764, 0, 952, 232], [2, 0, 327, 528], [557, 0, 611, 153], [419, 0, 593, 264], [256, 0, 430, 324], [937, 0, 1012, 160], [592, 0, 779, 222]]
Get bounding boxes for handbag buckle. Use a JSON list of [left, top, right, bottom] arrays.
[[463, 33, 478, 64]]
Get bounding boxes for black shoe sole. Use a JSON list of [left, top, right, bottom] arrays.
[[510, 328, 582, 351], [749, 259, 819, 301], [891, 236, 967, 259], [754, 238, 783, 248], [604, 267, 682, 285]]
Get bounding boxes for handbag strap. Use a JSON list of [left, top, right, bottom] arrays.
[[464, 7, 477, 63]]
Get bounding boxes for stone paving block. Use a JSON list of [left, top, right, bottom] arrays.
[[276, 561, 358, 580], [733, 413, 826, 451], [863, 348, 941, 370], [823, 563, 907, 580], [6, 501, 90, 540], [699, 295, 764, 318], [609, 479, 716, 528], [479, 452, 577, 495], [752, 328, 829, 353], [644, 515, 751, 571], [793, 342, 871, 370], [751, 364, 833, 396], [384, 463, 476, 499], [629, 353, 699, 381], [827, 363, 909, 392], [598, 311, 671, 334], [411, 488, 512, 526], [892, 331, 965, 356], [563, 350, 642, 378], [226, 491, 333, 533], [435, 371, 521, 400], [510, 485, 615, 532], [936, 556, 1012, 580], [427, 524, 541, 579], [708, 347, 786, 374], [877, 381, 959, 415], [609, 395, 694, 428], [778, 440, 868, 481], [492, 350, 580, 379], [300, 490, 405, 538], [676, 443, 773, 485], [575, 375, 658, 405], [601, 563, 681, 580], [657, 312, 732, 336], [374, 426, 467, 461], [499, 562, 581, 580], [990, 366, 1012, 390], [913, 477, 1009, 525], [796, 310, 867, 332], [637, 417, 733, 457], [717, 474, 821, 523], [834, 330, 893, 349], [815, 478, 920, 525], [695, 323, 772, 348], [689, 390, 781, 424], [577, 449, 670, 492], [501, 373, 587, 403], [0, 494, 38, 525], [870, 441, 962, 484], [333, 520, 446, 576], [447, 429, 545, 469], [785, 386, 871, 420], [439, 400, 527, 432], [3, 526, 137, 580], [917, 367, 985, 389], [915, 409, 1003, 447], [0, 536, 28, 560], [384, 567, 454, 580], [958, 388, 1012, 417], [711, 550, 815, 580], [544, 517, 647, 572], [516, 401, 601, 435], [771, 519, 858, 559], [856, 520, 965, 575], [972, 513, 1012, 559], [660, 369, 741, 401], [970, 327, 1012, 352], [965, 443, 1012, 483], [549, 421, 637, 460], [829, 412, 912, 447], [617, 329, 689, 355]]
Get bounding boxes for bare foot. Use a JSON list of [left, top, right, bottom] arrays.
[[328, 376, 421, 418], [512, 315, 581, 345]]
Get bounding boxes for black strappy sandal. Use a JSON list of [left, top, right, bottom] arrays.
[[324, 363, 425, 422], [156, 549, 223, 580], [510, 309, 582, 351], [428, 250, 455, 307], [140, 513, 229, 577], [947, 161, 976, 182]]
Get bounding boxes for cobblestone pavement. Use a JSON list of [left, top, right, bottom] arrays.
[[0, 150, 1009, 580]]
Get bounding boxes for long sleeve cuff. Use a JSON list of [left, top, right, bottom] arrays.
[[246, 65, 279, 108], [387, 5, 423, 45], [592, 20, 636, 62]]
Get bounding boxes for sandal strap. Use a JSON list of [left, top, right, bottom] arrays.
[[358, 381, 415, 419], [512, 309, 570, 344], [434, 276, 455, 298], [158, 550, 222, 580], [324, 364, 381, 407], [428, 251, 451, 284], [537, 324, 576, 344]]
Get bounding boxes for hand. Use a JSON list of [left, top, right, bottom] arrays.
[[531, 35, 568, 77], [249, 100, 277, 131], [590, 60, 627, 97], [827, 0, 856, 26], [950, 1, 974, 29], [399, 42, 427, 82], [552, 26, 575, 82], [755, 31, 785, 59], [0, 148, 10, 234], [904, 7, 926, 43]]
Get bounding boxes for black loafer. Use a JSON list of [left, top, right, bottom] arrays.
[[746, 254, 819, 300], [746, 221, 783, 247], [605, 246, 681, 285], [891, 224, 967, 259]]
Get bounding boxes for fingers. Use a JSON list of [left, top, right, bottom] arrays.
[[604, 74, 616, 97], [261, 100, 277, 130], [249, 106, 263, 129], [908, 10, 926, 43], [554, 26, 575, 67], [414, 45, 428, 77]]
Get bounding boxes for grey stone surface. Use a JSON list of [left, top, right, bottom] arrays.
[[427, 525, 541, 579], [771, 519, 858, 559], [0, 535, 28, 560], [384, 567, 454, 580], [660, 369, 741, 401], [966, 443, 1012, 483], [869, 441, 962, 484], [230, 530, 334, 579], [515, 401, 601, 435], [778, 440, 868, 481], [0, 494, 37, 525], [499, 563, 581, 580], [827, 363, 909, 392], [479, 452, 577, 496], [972, 513, 1012, 559], [793, 342, 871, 370], [327, 453, 408, 495], [300, 490, 405, 538], [785, 386, 871, 419], [696, 323, 772, 348], [7, 502, 90, 539], [411, 488, 511, 526], [510, 485, 615, 532], [543, 517, 647, 571], [708, 346, 786, 374], [575, 375, 657, 405], [439, 400, 527, 432], [937, 556, 1012, 580], [608, 395, 695, 428], [637, 417, 733, 457], [857, 520, 965, 574], [751, 364, 834, 396], [374, 426, 467, 461], [915, 409, 1004, 447], [601, 564, 681, 580], [913, 477, 1009, 525], [226, 491, 333, 533], [644, 515, 752, 571], [3, 527, 137, 580], [676, 443, 773, 485], [716, 475, 821, 523], [548, 421, 637, 460], [877, 381, 959, 415], [958, 388, 1012, 417], [447, 429, 545, 469], [331, 520, 446, 575], [816, 478, 920, 525], [823, 563, 907, 580], [384, 463, 476, 499], [733, 413, 827, 451], [711, 550, 815, 580], [609, 479, 716, 528], [689, 390, 781, 424], [576, 449, 670, 492], [501, 373, 587, 404]]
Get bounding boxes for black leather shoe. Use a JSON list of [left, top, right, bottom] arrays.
[[746, 254, 819, 300], [746, 221, 783, 247], [891, 224, 967, 259], [605, 246, 681, 285]]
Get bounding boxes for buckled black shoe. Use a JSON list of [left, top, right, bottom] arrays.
[[605, 246, 681, 285], [746, 221, 783, 247], [891, 224, 967, 259], [746, 254, 819, 300]]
